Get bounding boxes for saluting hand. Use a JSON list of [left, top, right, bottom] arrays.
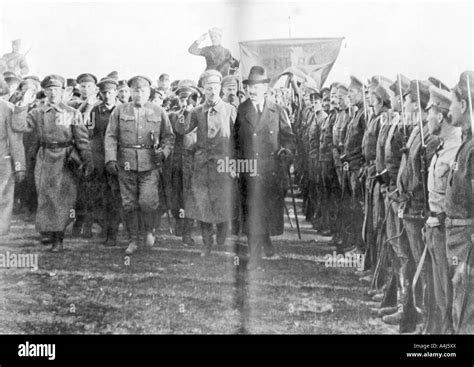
[[197, 33, 207, 43], [19, 88, 36, 107]]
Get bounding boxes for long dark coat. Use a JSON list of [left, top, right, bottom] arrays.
[[176, 100, 237, 223], [12, 102, 91, 232], [234, 99, 295, 236]]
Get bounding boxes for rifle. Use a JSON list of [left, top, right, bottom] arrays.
[[412, 80, 429, 314], [150, 131, 173, 234], [467, 75, 474, 136], [397, 74, 407, 138]]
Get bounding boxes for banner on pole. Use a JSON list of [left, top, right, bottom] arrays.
[[239, 38, 344, 89]]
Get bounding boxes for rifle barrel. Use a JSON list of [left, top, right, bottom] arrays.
[[467, 75, 474, 136], [398, 74, 406, 137]]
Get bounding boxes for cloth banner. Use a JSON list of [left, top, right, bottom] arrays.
[[239, 38, 344, 89]]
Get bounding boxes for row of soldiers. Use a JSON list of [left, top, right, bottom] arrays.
[[294, 72, 474, 334]]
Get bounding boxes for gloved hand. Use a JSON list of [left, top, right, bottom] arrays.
[[106, 161, 119, 176], [15, 171, 26, 184]]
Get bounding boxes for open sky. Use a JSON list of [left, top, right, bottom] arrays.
[[0, 0, 473, 87]]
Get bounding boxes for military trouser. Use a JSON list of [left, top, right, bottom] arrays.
[[362, 164, 377, 270], [445, 224, 474, 334], [401, 212, 432, 332], [118, 168, 160, 242], [337, 165, 359, 248], [381, 196, 408, 309], [103, 172, 122, 240], [369, 188, 390, 292], [318, 160, 341, 235], [425, 222, 454, 334]]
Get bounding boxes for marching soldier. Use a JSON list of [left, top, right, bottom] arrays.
[[89, 78, 122, 247], [12, 74, 93, 252], [234, 66, 295, 270], [104, 76, 174, 255], [424, 85, 462, 333], [168, 80, 199, 245], [70, 73, 100, 238], [444, 71, 474, 333], [0, 78, 25, 235], [175, 70, 236, 256]]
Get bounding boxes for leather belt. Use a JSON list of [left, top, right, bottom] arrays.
[[120, 144, 153, 150], [444, 217, 474, 228], [400, 210, 425, 220], [40, 141, 73, 149]]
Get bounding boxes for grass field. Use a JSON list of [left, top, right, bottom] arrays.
[[0, 199, 398, 335]]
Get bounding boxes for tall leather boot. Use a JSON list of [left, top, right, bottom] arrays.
[[383, 265, 410, 327]]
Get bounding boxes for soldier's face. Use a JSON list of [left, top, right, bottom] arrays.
[[131, 86, 150, 106], [118, 87, 130, 103], [449, 91, 467, 128], [223, 85, 237, 98], [322, 94, 330, 111], [372, 94, 383, 114], [158, 77, 170, 90], [12, 42, 20, 52], [247, 83, 268, 103], [209, 32, 222, 46], [427, 107, 444, 135], [178, 97, 188, 109], [100, 88, 117, 105], [311, 98, 322, 112], [330, 88, 339, 108], [338, 90, 349, 109], [80, 82, 97, 98], [45, 87, 63, 105], [390, 94, 401, 112], [348, 87, 362, 106], [204, 82, 221, 104]]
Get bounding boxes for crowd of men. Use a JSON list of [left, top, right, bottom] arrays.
[[0, 30, 473, 335]]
